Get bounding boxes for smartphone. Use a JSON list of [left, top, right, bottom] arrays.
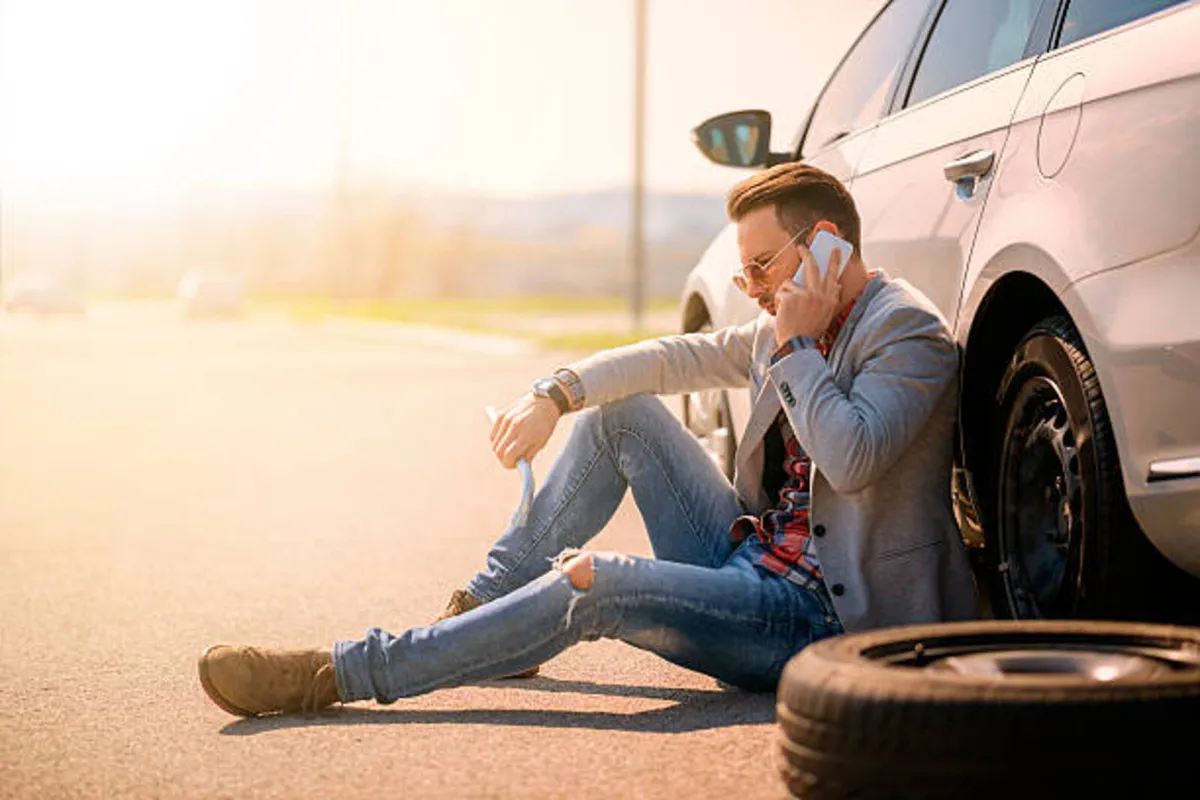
[[794, 229, 854, 289]]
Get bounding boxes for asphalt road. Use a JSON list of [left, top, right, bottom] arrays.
[[0, 306, 787, 800]]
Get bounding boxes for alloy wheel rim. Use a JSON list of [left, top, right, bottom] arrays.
[[999, 377, 1085, 619]]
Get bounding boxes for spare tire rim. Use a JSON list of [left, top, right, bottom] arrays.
[[928, 649, 1166, 680], [999, 377, 1083, 618], [860, 630, 1200, 679]]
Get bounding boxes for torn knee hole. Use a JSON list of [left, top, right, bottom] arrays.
[[562, 553, 594, 591]]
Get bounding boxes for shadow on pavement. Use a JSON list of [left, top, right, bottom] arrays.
[[467, 676, 750, 700], [219, 679, 777, 736]]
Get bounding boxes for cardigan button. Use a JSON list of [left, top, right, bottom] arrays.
[[813, 524, 826, 537], [831, 583, 845, 597]]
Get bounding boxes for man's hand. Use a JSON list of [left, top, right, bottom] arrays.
[[489, 392, 561, 469], [774, 244, 843, 347]]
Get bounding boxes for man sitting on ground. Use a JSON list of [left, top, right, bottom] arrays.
[[198, 162, 977, 717]]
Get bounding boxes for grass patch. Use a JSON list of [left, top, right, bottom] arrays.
[[255, 295, 681, 352], [538, 330, 675, 352], [257, 295, 677, 323]]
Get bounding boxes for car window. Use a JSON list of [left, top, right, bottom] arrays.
[[1058, 0, 1190, 48], [801, 0, 932, 157], [905, 0, 1043, 108]]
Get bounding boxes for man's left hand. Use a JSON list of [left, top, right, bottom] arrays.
[[774, 244, 842, 346]]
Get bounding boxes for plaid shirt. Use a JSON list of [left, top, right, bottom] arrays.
[[729, 290, 864, 590]]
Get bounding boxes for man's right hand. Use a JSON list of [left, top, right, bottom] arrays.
[[489, 392, 561, 469]]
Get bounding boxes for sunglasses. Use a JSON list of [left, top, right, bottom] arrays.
[[732, 226, 812, 293]]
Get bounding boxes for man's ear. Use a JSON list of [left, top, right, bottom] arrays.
[[808, 219, 840, 243]]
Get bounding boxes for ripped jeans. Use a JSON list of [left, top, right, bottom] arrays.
[[333, 394, 843, 702]]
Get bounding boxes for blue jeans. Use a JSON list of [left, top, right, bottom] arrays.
[[333, 395, 842, 702]]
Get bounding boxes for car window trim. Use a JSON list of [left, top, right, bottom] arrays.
[[887, 0, 948, 116], [1024, 0, 1067, 59], [878, 51, 1039, 128], [1047, 0, 1193, 52], [793, 0, 939, 159], [897, 0, 1060, 111], [896, 0, 949, 111]]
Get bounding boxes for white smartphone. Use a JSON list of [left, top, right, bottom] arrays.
[[794, 229, 854, 289]]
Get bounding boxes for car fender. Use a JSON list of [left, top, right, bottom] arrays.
[[679, 222, 759, 444]]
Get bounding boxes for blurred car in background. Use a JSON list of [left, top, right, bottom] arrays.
[[2, 272, 87, 315], [177, 270, 244, 319], [680, 0, 1200, 623]]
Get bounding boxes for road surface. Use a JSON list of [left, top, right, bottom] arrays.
[[0, 306, 786, 799]]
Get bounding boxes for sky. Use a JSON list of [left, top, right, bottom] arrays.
[[0, 0, 883, 203]]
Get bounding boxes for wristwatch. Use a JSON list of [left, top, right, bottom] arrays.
[[532, 376, 571, 414], [552, 367, 585, 410]]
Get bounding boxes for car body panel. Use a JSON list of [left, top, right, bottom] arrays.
[[679, 224, 758, 441], [992, 1, 1200, 288], [853, 58, 1037, 326], [1059, 232, 1200, 573]]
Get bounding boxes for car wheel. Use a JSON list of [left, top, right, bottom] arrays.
[[680, 319, 736, 479], [987, 315, 1169, 621], [775, 619, 1200, 799]]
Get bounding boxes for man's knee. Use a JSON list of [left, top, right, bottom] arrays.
[[551, 548, 600, 591], [562, 552, 594, 591], [596, 394, 668, 435]]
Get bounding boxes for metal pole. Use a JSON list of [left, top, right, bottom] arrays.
[[329, 0, 352, 299], [630, 0, 646, 331]]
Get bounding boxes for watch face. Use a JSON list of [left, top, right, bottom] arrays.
[[531, 377, 568, 413]]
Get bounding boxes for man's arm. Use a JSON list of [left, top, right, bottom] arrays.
[[767, 307, 958, 495], [490, 319, 757, 469], [566, 318, 758, 409]]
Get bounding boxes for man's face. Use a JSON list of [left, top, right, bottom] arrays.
[[734, 205, 806, 316]]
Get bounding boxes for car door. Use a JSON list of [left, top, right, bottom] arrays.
[[849, 0, 1048, 325]]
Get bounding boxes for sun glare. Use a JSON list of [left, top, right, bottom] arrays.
[[1, 0, 882, 202]]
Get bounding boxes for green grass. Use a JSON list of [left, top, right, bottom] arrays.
[[538, 330, 675, 352], [254, 295, 679, 352], [257, 295, 676, 322]]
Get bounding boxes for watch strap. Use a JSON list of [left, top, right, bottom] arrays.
[[534, 377, 570, 414], [552, 368, 585, 411]]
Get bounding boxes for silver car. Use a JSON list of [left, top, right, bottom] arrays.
[[680, 0, 1200, 621]]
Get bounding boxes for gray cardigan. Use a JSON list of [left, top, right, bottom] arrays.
[[567, 273, 978, 632]]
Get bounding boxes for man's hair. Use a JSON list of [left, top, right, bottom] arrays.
[[725, 162, 861, 251]]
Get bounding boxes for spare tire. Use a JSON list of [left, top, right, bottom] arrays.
[[776, 619, 1200, 799]]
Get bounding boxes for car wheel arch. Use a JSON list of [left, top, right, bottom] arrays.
[[958, 271, 1071, 525]]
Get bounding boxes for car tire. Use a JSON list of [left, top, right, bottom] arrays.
[[775, 619, 1200, 799], [987, 315, 1168, 621], [681, 319, 736, 480]]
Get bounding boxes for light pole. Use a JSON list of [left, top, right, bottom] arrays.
[[630, 0, 646, 331], [328, 0, 353, 299]]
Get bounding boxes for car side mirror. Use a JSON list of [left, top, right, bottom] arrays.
[[691, 110, 782, 168]]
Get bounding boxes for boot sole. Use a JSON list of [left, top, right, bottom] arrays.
[[198, 645, 260, 718]]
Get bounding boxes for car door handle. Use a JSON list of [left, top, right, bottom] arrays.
[[943, 149, 995, 183]]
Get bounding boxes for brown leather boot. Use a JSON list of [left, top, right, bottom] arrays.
[[198, 645, 341, 717], [435, 589, 540, 678], [434, 588, 483, 622]]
